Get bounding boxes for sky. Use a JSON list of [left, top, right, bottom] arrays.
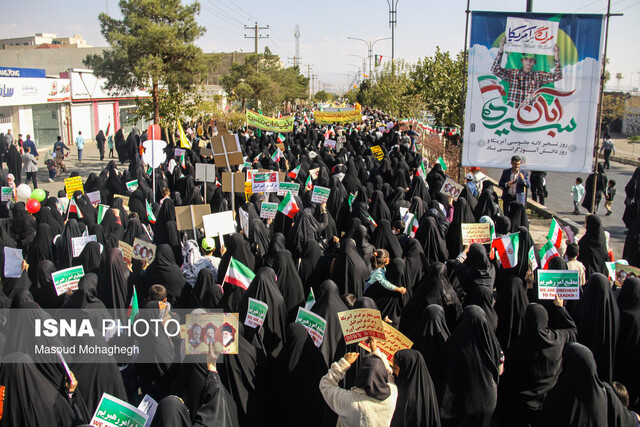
[[1, 0, 639, 94]]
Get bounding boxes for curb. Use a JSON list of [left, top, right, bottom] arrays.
[[599, 153, 639, 167], [485, 176, 581, 235]]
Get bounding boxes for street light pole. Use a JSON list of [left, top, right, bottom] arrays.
[[386, 0, 399, 68], [347, 36, 392, 76], [348, 54, 367, 77]]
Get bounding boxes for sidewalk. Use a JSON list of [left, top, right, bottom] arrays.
[[600, 133, 640, 167]]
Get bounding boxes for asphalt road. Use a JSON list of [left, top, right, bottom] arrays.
[[486, 162, 636, 258]]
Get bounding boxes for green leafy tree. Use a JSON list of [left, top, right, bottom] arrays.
[[601, 92, 627, 131], [85, 0, 210, 124], [357, 61, 423, 119], [411, 47, 466, 126], [314, 90, 332, 102]]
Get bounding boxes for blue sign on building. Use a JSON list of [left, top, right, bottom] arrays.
[[0, 67, 46, 78]]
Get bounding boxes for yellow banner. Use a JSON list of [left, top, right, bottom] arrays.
[[246, 110, 294, 132], [314, 109, 362, 124], [176, 120, 192, 149]]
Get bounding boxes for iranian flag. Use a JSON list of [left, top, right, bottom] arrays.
[[271, 148, 282, 163], [305, 175, 314, 191], [547, 218, 563, 249], [68, 198, 84, 219], [278, 191, 300, 218], [146, 200, 156, 224], [127, 286, 139, 322], [403, 213, 419, 238], [436, 156, 447, 171], [416, 162, 427, 181], [491, 233, 520, 269], [304, 114, 310, 125], [366, 214, 378, 228], [478, 75, 507, 97], [539, 240, 560, 269], [254, 152, 262, 163], [180, 152, 186, 168], [288, 165, 301, 179], [277, 133, 286, 143], [223, 257, 256, 290], [348, 193, 356, 206]]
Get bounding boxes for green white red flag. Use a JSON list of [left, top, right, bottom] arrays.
[[223, 257, 256, 290], [278, 191, 300, 218], [539, 240, 560, 269], [491, 233, 520, 269], [547, 218, 563, 249]]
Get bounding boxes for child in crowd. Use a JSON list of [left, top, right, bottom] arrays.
[[571, 177, 585, 215], [565, 243, 586, 286], [365, 249, 407, 294], [45, 151, 57, 182], [605, 179, 616, 216]]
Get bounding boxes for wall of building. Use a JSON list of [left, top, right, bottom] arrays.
[[0, 47, 109, 77]]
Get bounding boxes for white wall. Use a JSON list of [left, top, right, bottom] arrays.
[[70, 103, 92, 140]]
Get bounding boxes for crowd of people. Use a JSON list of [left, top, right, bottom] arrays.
[[0, 107, 638, 426]]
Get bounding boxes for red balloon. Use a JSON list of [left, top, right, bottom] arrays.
[[26, 198, 41, 214]]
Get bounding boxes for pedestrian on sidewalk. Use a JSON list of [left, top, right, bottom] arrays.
[[530, 171, 548, 205], [53, 136, 70, 173], [22, 145, 38, 188], [605, 180, 617, 216], [571, 177, 585, 215], [582, 163, 607, 214], [96, 130, 106, 161], [107, 134, 114, 158], [600, 136, 615, 170], [22, 134, 38, 157], [75, 131, 85, 162], [44, 151, 56, 182]]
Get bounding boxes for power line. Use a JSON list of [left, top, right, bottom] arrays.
[[225, 0, 258, 22], [208, 0, 250, 26], [203, 0, 246, 26], [244, 22, 270, 54]]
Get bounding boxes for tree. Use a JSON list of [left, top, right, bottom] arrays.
[[411, 47, 466, 126], [85, 0, 210, 124], [314, 90, 332, 102], [220, 47, 308, 114], [357, 61, 424, 119], [601, 92, 627, 133]]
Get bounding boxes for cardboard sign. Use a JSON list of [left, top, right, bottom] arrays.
[[277, 182, 300, 196], [195, 163, 216, 183], [71, 235, 97, 258], [244, 297, 268, 329], [614, 262, 640, 285], [200, 147, 213, 157], [260, 202, 278, 220], [185, 313, 239, 355], [113, 194, 130, 211], [175, 204, 212, 231], [311, 186, 331, 204], [1, 187, 12, 202], [371, 145, 384, 161], [90, 393, 149, 427], [132, 238, 157, 264], [51, 265, 85, 296], [3, 247, 22, 279], [295, 307, 327, 348], [440, 178, 465, 200], [137, 395, 158, 427], [252, 172, 279, 193], [358, 323, 413, 364], [86, 190, 101, 206], [210, 121, 243, 167], [202, 210, 236, 238], [118, 241, 133, 265], [537, 269, 580, 300], [221, 172, 246, 194], [337, 308, 386, 345], [276, 142, 285, 151], [65, 176, 84, 198], [461, 223, 492, 245]]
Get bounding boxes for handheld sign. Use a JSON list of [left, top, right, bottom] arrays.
[[440, 178, 464, 201], [260, 202, 278, 220], [1, 187, 13, 202], [185, 313, 239, 355], [337, 308, 386, 345], [195, 163, 216, 183], [277, 182, 300, 196], [311, 186, 331, 204], [51, 265, 85, 296], [118, 241, 133, 265], [461, 223, 492, 245], [505, 17, 559, 56], [132, 238, 157, 264], [86, 190, 101, 206], [244, 298, 268, 329], [65, 176, 84, 198], [3, 247, 23, 278], [71, 235, 98, 258], [295, 307, 326, 348], [537, 269, 580, 300], [358, 323, 413, 364], [137, 395, 158, 427], [126, 180, 139, 192], [175, 204, 211, 231], [202, 211, 236, 238], [252, 172, 279, 193], [90, 393, 149, 427], [371, 145, 384, 161]]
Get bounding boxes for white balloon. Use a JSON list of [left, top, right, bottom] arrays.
[[16, 184, 32, 201], [142, 139, 167, 168]]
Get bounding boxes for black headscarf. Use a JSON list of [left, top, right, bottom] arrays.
[[414, 216, 449, 265], [272, 249, 305, 320], [440, 305, 502, 425], [331, 238, 368, 297], [498, 303, 577, 424], [98, 247, 132, 319], [30, 260, 65, 308], [446, 197, 476, 257], [539, 342, 607, 426], [371, 219, 403, 260], [506, 201, 529, 232], [298, 239, 325, 294], [141, 244, 186, 305], [463, 285, 499, 332], [54, 218, 83, 269], [614, 277, 640, 410], [354, 354, 391, 400], [578, 214, 609, 277], [572, 272, 619, 382], [78, 240, 103, 275], [311, 280, 348, 366], [402, 238, 428, 292], [494, 276, 529, 350], [219, 233, 255, 312], [27, 223, 53, 280], [455, 243, 495, 293], [390, 349, 441, 427]]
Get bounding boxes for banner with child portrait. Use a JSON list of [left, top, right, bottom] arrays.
[[462, 12, 604, 172]]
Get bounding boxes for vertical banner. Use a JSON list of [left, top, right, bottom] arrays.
[[463, 12, 604, 173]]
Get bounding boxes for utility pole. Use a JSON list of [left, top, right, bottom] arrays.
[[294, 25, 300, 66], [244, 22, 269, 54], [307, 64, 312, 101], [526, 0, 533, 12], [386, 0, 399, 69]]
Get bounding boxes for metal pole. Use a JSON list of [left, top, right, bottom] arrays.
[[458, 0, 471, 183], [592, 0, 614, 211], [526, 0, 533, 12]]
